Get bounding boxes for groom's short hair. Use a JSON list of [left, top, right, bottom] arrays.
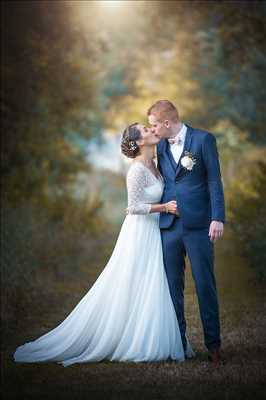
[[147, 100, 179, 123]]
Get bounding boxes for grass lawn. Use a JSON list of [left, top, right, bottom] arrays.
[[2, 275, 266, 400]]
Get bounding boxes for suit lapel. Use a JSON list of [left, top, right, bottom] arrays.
[[175, 124, 193, 179], [166, 140, 178, 172], [160, 124, 194, 179], [159, 139, 176, 174]]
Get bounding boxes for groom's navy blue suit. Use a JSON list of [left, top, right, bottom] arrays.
[[157, 123, 225, 353]]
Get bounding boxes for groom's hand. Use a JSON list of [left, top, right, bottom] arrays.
[[209, 220, 224, 242]]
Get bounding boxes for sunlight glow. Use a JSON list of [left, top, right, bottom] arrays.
[[99, 0, 125, 6]]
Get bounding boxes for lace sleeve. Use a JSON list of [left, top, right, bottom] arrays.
[[126, 162, 152, 215]]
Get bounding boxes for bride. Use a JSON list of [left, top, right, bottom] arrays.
[[13, 122, 195, 367]]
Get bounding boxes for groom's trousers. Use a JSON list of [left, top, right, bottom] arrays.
[[160, 216, 221, 353]]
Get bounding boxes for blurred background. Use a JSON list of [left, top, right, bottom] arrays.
[[1, 0, 266, 397]]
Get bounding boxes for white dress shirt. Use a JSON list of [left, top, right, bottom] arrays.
[[168, 123, 187, 164]]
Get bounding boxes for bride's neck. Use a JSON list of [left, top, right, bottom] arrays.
[[135, 147, 155, 166]]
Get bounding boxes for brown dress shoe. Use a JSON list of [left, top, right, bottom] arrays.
[[207, 348, 223, 366]]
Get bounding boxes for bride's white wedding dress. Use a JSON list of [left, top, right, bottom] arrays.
[[14, 160, 195, 367]]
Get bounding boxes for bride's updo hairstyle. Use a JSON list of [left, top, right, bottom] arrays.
[[121, 123, 142, 159]]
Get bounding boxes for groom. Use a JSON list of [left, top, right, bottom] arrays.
[[147, 100, 225, 365]]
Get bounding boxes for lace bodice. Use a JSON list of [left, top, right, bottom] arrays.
[[126, 161, 164, 215]]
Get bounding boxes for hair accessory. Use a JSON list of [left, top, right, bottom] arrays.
[[129, 141, 137, 151]]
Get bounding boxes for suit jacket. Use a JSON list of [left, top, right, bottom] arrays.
[[157, 124, 226, 229]]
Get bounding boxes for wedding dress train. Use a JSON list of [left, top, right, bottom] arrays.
[[14, 160, 195, 367]]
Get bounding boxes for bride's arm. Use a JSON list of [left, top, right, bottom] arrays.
[[126, 164, 177, 215], [149, 202, 177, 214]]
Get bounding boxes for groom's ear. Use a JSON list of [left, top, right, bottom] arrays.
[[164, 120, 170, 128]]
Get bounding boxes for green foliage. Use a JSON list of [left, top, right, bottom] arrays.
[[1, 196, 114, 325], [3, 1, 265, 202], [194, 2, 266, 143], [1, 1, 103, 204], [227, 160, 266, 282], [2, 0, 266, 294], [98, 1, 266, 143]]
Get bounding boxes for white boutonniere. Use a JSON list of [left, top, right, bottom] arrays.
[[180, 151, 197, 171]]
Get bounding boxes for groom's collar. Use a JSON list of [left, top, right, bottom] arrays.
[[168, 122, 187, 143], [158, 123, 193, 153]]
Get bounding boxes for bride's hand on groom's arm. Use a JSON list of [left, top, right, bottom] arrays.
[[164, 200, 179, 215], [209, 220, 224, 242], [145, 201, 179, 215], [125, 201, 179, 215]]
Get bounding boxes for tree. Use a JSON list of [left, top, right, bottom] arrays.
[[1, 1, 102, 203]]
